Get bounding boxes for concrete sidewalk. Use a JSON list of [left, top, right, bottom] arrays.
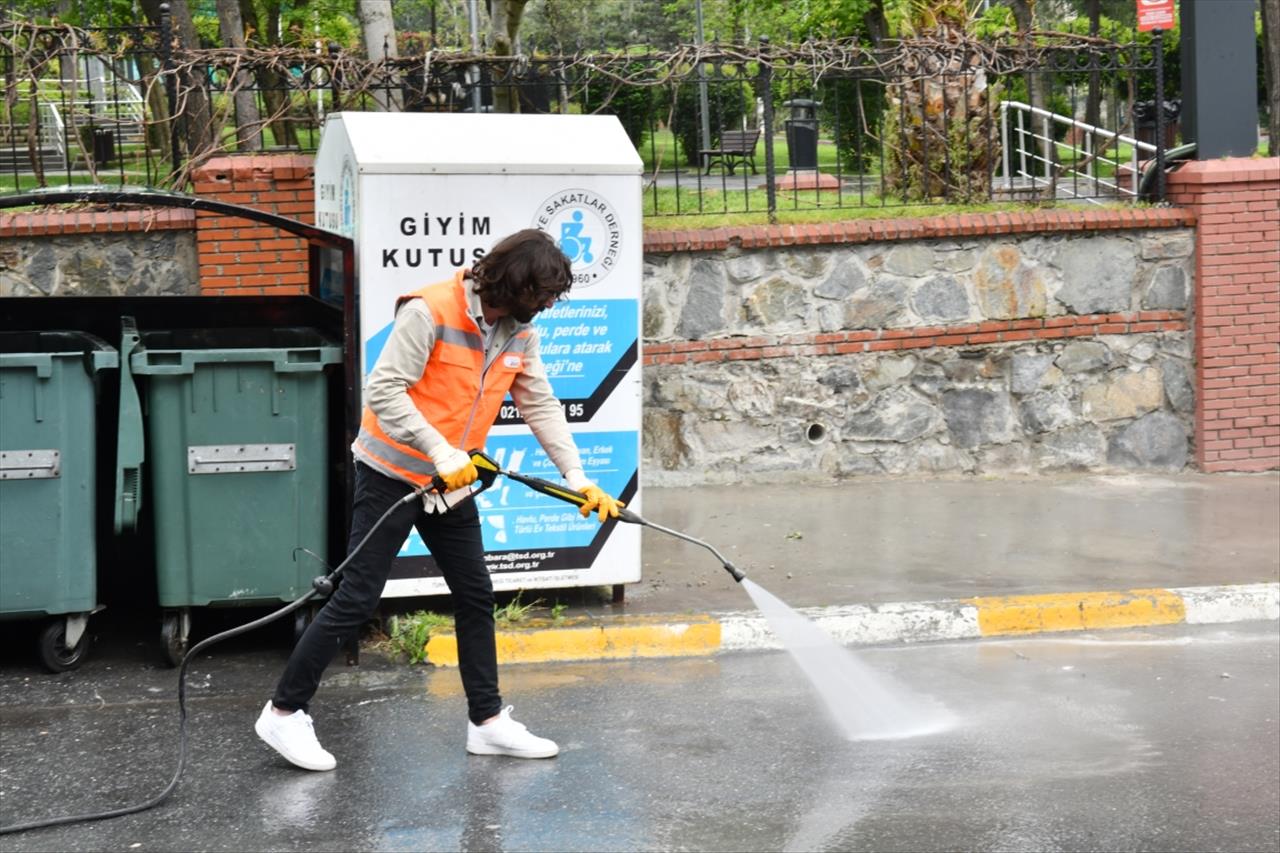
[[424, 472, 1280, 665]]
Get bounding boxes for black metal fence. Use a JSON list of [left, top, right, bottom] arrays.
[[2, 14, 1171, 216]]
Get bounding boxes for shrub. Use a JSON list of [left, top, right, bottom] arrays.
[[670, 76, 753, 167], [818, 77, 887, 173]]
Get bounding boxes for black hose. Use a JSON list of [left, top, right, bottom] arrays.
[[1139, 142, 1196, 200], [0, 486, 424, 836]]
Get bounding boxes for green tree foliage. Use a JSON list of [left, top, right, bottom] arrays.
[[520, 0, 684, 52], [579, 67, 657, 147]]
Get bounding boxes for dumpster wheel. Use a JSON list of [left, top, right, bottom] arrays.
[[38, 617, 91, 673], [160, 610, 191, 668], [293, 604, 319, 644]]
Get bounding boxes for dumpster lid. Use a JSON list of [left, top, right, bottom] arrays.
[[319, 112, 643, 176], [0, 330, 113, 354], [0, 331, 117, 372]]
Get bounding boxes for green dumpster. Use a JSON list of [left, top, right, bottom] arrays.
[[129, 327, 341, 665], [0, 331, 117, 671]]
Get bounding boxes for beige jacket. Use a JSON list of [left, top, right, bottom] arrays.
[[360, 280, 588, 504]]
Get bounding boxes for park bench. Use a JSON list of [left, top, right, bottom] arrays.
[[700, 128, 761, 176]]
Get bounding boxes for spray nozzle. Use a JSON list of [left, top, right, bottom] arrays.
[[723, 561, 746, 583]]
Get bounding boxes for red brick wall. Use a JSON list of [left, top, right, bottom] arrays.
[[1167, 158, 1280, 473], [189, 155, 315, 295], [644, 312, 1190, 365]]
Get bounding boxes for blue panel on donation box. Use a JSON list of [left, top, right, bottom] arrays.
[[532, 300, 635, 395]]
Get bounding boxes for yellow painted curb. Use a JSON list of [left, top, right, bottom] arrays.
[[970, 588, 1187, 636], [425, 614, 722, 666]]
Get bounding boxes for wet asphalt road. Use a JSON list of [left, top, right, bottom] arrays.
[[1, 621, 1277, 852]]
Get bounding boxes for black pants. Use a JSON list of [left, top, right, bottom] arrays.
[[273, 462, 502, 724]]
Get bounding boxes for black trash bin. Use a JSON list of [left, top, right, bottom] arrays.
[[783, 98, 821, 170], [91, 128, 115, 166], [1131, 99, 1180, 150]]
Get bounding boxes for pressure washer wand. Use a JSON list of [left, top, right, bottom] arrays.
[[458, 450, 746, 583]]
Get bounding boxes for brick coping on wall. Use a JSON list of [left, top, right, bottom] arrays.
[[644, 311, 1189, 366], [642, 207, 1195, 253], [0, 206, 195, 236]]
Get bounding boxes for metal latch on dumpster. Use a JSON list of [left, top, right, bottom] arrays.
[[187, 444, 296, 474], [0, 449, 60, 480]]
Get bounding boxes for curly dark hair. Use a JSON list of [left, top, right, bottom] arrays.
[[470, 229, 572, 321]]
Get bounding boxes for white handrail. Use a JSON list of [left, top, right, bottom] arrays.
[[40, 101, 67, 167], [999, 99, 1158, 200]]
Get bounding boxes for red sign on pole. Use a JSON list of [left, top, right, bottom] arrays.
[[1137, 0, 1176, 31]]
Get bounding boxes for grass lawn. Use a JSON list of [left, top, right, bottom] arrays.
[[6, 168, 153, 194], [643, 182, 889, 218], [643, 197, 1056, 230]]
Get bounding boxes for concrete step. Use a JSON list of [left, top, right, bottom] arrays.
[[0, 147, 66, 172]]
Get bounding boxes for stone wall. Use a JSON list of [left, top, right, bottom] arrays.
[[642, 221, 1196, 485], [2, 177, 1218, 483], [0, 209, 198, 296]]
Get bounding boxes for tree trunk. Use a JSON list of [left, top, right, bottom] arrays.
[[138, 0, 215, 175], [543, 0, 572, 112], [356, 0, 403, 111], [862, 0, 889, 46], [1085, 0, 1102, 130], [215, 0, 263, 150], [884, 23, 1000, 203], [1010, 0, 1053, 182], [134, 52, 175, 179], [489, 0, 530, 113], [257, 0, 300, 148], [1263, 0, 1280, 157]]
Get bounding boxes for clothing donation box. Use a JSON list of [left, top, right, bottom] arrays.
[[314, 113, 643, 597]]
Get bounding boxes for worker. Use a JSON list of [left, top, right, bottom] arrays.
[[254, 229, 623, 770]]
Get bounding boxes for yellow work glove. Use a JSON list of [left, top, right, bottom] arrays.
[[430, 444, 478, 492], [578, 484, 624, 523]]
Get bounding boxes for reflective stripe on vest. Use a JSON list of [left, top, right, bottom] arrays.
[[353, 271, 531, 488]]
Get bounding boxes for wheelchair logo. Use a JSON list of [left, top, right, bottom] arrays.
[[533, 189, 623, 288], [559, 211, 594, 264]]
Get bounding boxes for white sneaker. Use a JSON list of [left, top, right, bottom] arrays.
[[466, 706, 559, 759], [255, 701, 337, 771]]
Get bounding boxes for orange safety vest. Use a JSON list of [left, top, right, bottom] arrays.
[[353, 271, 531, 487]]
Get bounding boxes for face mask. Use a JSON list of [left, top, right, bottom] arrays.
[[510, 305, 539, 324], [510, 291, 565, 324]]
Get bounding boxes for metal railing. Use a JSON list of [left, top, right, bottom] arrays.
[[2, 18, 1172, 213], [999, 100, 1156, 202], [39, 53, 148, 143]]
